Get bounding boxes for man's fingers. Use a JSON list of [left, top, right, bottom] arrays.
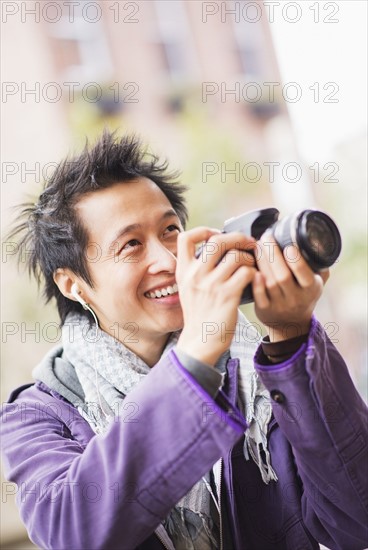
[[252, 271, 270, 309], [199, 232, 256, 271], [283, 245, 316, 288], [256, 237, 283, 298], [177, 227, 220, 265], [178, 228, 256, 272], [207, 249, 255, 285], [260, 235, 296, 291], [225, 265, 257, 298]]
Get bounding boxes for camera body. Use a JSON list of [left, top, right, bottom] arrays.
[[222, 207, 342, 304]]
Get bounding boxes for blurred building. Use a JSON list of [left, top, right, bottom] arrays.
[[44, 0, 286, 155]]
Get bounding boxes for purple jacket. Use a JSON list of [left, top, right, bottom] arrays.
[[1, 317, 367, 550]]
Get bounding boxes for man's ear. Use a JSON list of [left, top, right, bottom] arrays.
[[53, 269, 80, 302]]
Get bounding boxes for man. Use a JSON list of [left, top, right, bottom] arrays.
[[1, 132, 367, 549]]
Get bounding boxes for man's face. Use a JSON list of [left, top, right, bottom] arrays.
[[75, 177, 184, 357]]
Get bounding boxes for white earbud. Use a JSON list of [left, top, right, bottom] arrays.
[[71, 283, 89, 310]]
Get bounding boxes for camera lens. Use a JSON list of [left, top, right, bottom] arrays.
[[271, 209, 342, 272], [298, 210, 342, 271]]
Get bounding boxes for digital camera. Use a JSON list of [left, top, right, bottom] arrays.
[[221, 207, 342, 304]]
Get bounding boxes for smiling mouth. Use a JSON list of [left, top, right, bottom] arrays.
[[144, 283, 179, 299]]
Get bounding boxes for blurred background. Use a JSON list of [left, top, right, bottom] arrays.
[[1, 1, 367, 547]]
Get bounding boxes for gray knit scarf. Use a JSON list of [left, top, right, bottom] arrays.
[[62, 311, 277, 549]]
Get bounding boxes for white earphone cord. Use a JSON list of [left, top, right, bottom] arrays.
[[84, 303, 112, 422]]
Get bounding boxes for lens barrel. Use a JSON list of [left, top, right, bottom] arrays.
[[271, 209, 342, 272]]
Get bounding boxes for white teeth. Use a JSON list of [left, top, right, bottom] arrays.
[[145, 284, 179, 299]]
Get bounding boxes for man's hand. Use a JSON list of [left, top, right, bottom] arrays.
[[252, 234, 329, 342], [176, 227, 256, 366]]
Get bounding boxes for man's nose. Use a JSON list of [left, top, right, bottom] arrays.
[[146, 240, 177, 274]]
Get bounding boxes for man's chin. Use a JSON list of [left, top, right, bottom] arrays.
[[167, 319, 184, 333], [165, 317, 184, 334]]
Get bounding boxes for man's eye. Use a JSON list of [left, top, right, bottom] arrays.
[[164, 224, 181, 235], [122, 239, 141, 250]]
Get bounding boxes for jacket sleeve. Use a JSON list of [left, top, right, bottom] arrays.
[[0, 349, 246, 550], [254, 315, 368, 550]]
